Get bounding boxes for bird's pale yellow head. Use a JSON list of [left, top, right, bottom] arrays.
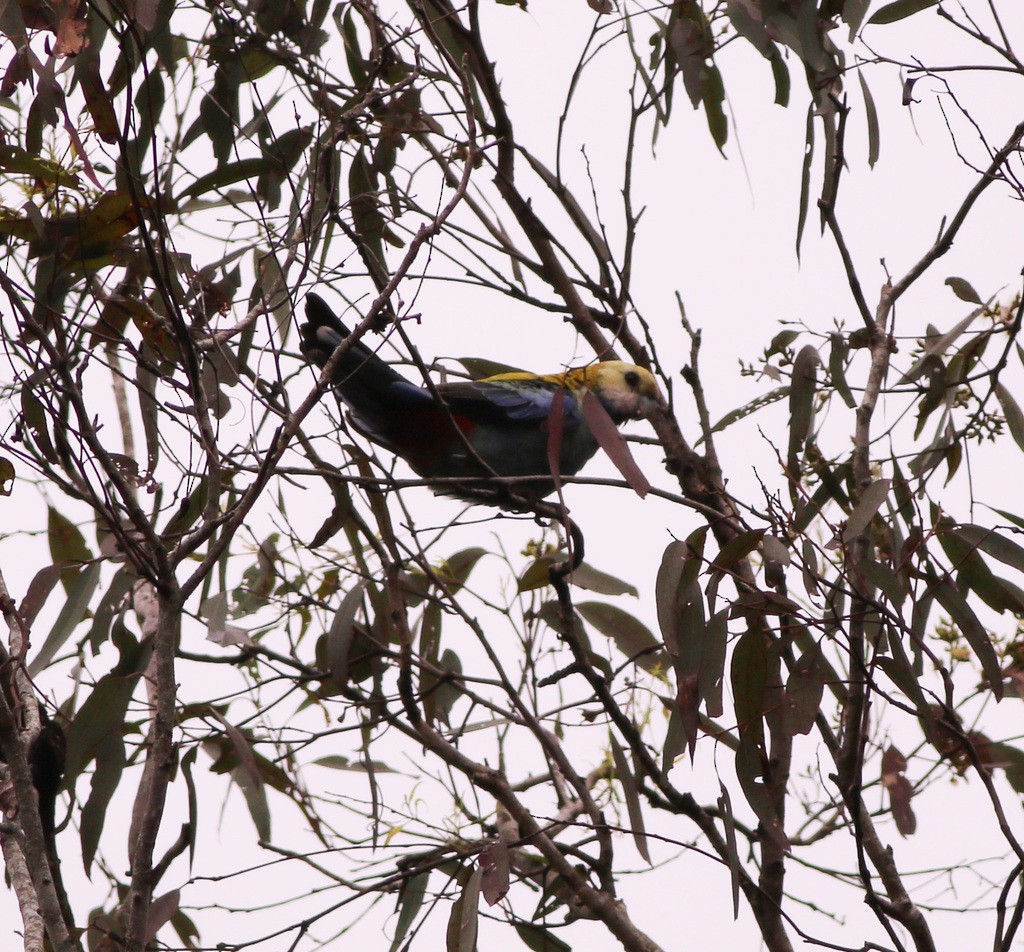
[[569, 361, 665, 423]]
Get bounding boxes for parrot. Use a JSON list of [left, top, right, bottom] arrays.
[[299, 294, 664, 500]]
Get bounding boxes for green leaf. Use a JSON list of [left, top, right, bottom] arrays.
[[732, 629, 768, 730], [456, 356, 527, 379], [785, 644, 825, 735], [163, 481, 209, 540], [868, 0, 938, 26], [787, 345, 819, 477], [80, 733, 126, 873], [701, 62, 728, 151], [708, 387, 790, 438], [514, 921, 572, 952], [986, 742, 1024, 794], [701, 609, 728, 718], [878, 645, 931, 721], [88, 569, 134, 652], [518, 555, 559, 592], [180, 157, 280, 200], [311, 755, 397, 773], [340, 7, 368, 87], [310, 475, 354, 548], [64, 620, 151, 788], [446, 867, 482, 952], [48, 506, 92, 590], [710, 529, 766, 573], [796, 104, 814, 257], [842, 478, 891, 543], [0, 144, 80, 187], [930, 574, 1004, 700], [609, 734, 650, 862], [431, 649, 464, 725], [937, 521, 1024, 614], [577, 602, 667, 676], [770, 50, 790, 107], [29, 562, 102, 676], [857, 70, 880, 168], [181, 747, 199, 867], [952, 524, 1024, 573], [717, 782, 741, 919], [234, 760, 271, 841], [326, 582, 368, 691], [570, 562, 638, 597], [390, 871, 430, 952], [20, 386, 57, 464], [859, 559, 908, 608], [898, 310, 981, 384], [655, 532, 707, 663], [828, 333, 856, 408], [437, 547, 487, 592], [767, 330, 800, 357], [736, 733, 786, 848], [995, 384, 1024, 455], [945, 276, 982, 305], [843, 0, 872, 37], [18, 564, 64, 629]]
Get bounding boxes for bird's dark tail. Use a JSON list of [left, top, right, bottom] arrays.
[[300, 293, 408, 390], [300, 293, 431, 437]]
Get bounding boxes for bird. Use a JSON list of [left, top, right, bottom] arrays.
[[299, 294, 664, 501]]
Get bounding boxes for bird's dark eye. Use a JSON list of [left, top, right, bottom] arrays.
[[624, 370, 640, 388]]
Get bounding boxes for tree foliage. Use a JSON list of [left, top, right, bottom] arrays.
[[2, 1, 1024, 951]]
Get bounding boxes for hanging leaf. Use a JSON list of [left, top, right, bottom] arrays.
[[718, 782, 741, 919], [577, 601, 667, 676], [785, 643, 825, 735], [233, 759, 271, 841], [840, 478, 891, 544], [144, 890, 181, 945], [437, 547, 488, 592], [610, 734, 651, 862], [787, 345, 819, 478], [708, 386, 790, 437], [581, 390, 651, 497], [868, 0, 938, 26], [310, 475, 354, 548], [18, 563, 64, 628], [389, 871, 430, 952], [479, 842, 510, 906], [80, 732, 126, 873], [881, 745, 916, 836], [898, 309, 982, 384], [446, 867, 482, 952], [994, 384, 1024, 455], [48, 505, 92, 590], [570, 562, 638, 597], [29, 562, 102, 676], [796, 105, 814, 256], [514, 921, 572, 952], [64, 622, 151, 789], [731, 629, 768, 731], [952, 524, 1024, 573], [929, 574, 1004, 700], [675, 673, 700, 760], [945, 276, 983, 304], [710, 529, 766, 573], [857, 71, 880, 168]]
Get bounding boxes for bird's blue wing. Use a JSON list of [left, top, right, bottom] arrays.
[[441, 380, 583, 426]]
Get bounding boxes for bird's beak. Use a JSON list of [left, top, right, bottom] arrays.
[[640, 393, 666, 417]]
